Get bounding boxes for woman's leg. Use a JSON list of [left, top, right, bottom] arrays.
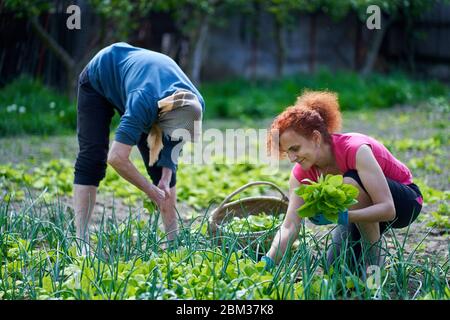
[[137, 134, 178, 242], [73, 185, 97, 245], [327, 171, 422, 274], [161, 186, 178, 242], [344, 174, 386, 269], [73, 68, 115, 252], [326, 223, 365, 270], [326, 171, 383, 273]]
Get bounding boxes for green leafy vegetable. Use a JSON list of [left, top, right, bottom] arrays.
[[222, 213, 285, 233], [295, 174, 359, 223]]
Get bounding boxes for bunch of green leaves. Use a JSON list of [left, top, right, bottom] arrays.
[[222, 213, 285, 233], [295, 175, 359, 223]]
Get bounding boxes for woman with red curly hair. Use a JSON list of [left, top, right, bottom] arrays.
[[261, 91, 423, 273]]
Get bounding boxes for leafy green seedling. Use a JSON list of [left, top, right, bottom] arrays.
[[295, 174, 359, 223]]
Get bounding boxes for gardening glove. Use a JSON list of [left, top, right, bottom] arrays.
[[260, 255, 275, 271], [161, 239, 177, 252], [309, 209, 348, 226]]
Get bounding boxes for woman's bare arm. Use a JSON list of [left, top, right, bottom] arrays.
[[267, 172, 304, 263], [348, 145, 396, 223]]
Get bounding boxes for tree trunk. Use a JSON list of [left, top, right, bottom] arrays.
[[273, 17, 285, 77], [30, 16, 77, 99], [361, 15, 394, 75], [189, 16, 209, 86], [404, 14, 416, 73], [309, 13, 317, 73], [249, 1, 261, 80], [67, 66, 78, 100], [354, 15, 363, 71], [30, 13, 110, 100]]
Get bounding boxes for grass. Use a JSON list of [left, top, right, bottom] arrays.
[[200, 69, 449, 119], [1, 70, 448, 136], [0, 194, 448, 300], [0, 75, 77, 136]]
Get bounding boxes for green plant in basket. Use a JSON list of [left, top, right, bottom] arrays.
[[222, 213, 285, 234], [295, 174, 359, 223]]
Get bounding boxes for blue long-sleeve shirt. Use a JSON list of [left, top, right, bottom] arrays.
[[86, 42, 205, 172]]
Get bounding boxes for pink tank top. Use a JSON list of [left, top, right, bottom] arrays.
[[293, 133, 413, 185]]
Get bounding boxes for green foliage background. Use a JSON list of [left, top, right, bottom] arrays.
[[1, 69, 448, 136]]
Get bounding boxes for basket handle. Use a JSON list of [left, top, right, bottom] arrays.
[[214, 181, 289, 215]]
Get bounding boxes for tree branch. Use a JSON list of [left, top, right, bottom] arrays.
[[360, 14, 394, 75], [29, 16, 75, 71]]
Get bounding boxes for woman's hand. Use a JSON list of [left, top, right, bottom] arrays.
[[309, 210, 349, 225], [148, 184, 165, 207], [158, 180, 170, 199], [108, 141, 167, 207], [260, 255, 276, 271], [158, 167, 173, 199]]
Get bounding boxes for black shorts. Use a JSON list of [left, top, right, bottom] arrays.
[[74, 67, 176, 188], [343, 170, 422, 233], [326, 170, 423, 272]]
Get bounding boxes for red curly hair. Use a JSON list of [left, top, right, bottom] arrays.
[[267, 90, 342, 158]]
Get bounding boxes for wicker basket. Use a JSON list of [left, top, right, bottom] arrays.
[[208, 181, 289, 250]]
